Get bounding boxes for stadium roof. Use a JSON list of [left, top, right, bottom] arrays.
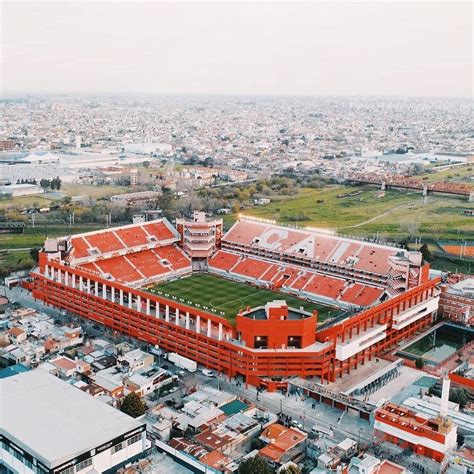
[[0, 369, 143, 469]]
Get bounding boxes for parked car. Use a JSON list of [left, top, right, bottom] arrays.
[[291, 420, 304, 430], [201, 369, 215, 377]]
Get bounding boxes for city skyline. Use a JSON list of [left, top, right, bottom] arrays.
[[2, 1, 472, 98]]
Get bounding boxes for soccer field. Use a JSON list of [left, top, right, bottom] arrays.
[[148, 273, 335, 325]]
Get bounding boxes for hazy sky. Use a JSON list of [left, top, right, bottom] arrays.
[[1, 1, 472, 97]]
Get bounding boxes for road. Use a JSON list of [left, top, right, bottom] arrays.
[[188, 371, 375, 446], [5, 283, 443, 473]]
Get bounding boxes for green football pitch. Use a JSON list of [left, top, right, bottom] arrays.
[[147, 273, 335, 325]]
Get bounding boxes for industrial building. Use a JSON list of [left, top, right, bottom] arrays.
[[0, 369, 146, 474]]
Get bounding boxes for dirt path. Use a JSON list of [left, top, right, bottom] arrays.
[[338, 201, 418, 230]]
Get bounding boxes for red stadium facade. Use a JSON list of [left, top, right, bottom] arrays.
[[27, 217, 440, 389]]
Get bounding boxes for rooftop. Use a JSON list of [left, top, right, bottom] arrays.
[[0, 369, 143, 469]]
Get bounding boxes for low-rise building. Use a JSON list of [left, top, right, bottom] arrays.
[[259, 423, 307, 467], [118, 349, 154, 373], [0, 369, 146, 474]]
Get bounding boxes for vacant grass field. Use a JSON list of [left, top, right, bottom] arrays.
[[0, 224, 106, 249], [148, 273, 335, 325], [420, 164, 473, 184], [233, 186, 473, 241], [61, 183, 130, 198]]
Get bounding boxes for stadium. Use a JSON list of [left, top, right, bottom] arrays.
[[28, 212, 440, 389]]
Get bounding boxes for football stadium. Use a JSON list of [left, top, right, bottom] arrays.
[[27, 212, 440, 389]]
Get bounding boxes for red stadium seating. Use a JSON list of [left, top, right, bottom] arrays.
[[154, 246, 191, 271], [290, 271, 314, 291], [260, 264, 282, 284], [143, 221, 176, 241], [353, 246, 394, 274], [114, 226, 149, 248], [92, 255, 143, 283], [127, 250, 169, 278], [276, 267, 301, 288], [86, 231, 124, 254], [70, 237, 92, 260], [303, 275, 347, 300], [232, 257, 274, 280], [208, 250, 241, 272], [340, 283, 384, 306], [222, 220, 401, 278]]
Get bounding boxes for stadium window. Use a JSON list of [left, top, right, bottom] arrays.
[[12, 449, 22, 461], [112, 443, 125, 454], [59, 468, 75, 474], [254, 335, 267, 349], [288, 336, 302, 349], [127, 434, 142, 446], [75, 458, 92, 472]]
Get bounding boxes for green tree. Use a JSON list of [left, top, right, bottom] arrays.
[[399, 238, 410, 250], [29, 248, 40, 263], [415, 357, 424, 369], [157, 186, 174, 212], [419, 244, 433, 263], [450, 389, 468, 409], [120, 392, 147, 418], [238, 456, 273, 474], [40, 179, 51, 192], [280, 465, 301, 474]]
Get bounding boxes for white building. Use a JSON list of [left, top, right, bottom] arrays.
[[0, 183, 43, 197], [0, 369, 146, 473]]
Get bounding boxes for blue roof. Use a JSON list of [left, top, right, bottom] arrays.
[[0, 364, 30, 379]]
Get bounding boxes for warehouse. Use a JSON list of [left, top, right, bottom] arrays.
[[0, 369, 146, 474]]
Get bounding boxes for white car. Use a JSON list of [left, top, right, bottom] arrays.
[[291, 420, 304, 430], [201, 369, 215, 377]]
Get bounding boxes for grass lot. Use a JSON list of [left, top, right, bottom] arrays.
[[61, 183, 129, 198], [420, 164, 473, 184], [0, 194, 54, 211], [1, 249, 35, 273], [0, 184, 130, 211], [148, 273, 335, 325], [233, 186, 473, 241], [0, 224, 106, 249]]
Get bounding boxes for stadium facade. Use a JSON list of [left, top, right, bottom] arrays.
[[27, 214, 440, 389]]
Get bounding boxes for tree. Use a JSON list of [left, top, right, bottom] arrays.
[[238, 456, 273, 474], [157, 186, 174, 212], [419, 243, 433, 263], [450, 389, 468, 409], [29, 248, 40, 263], [40, 179, 51, 192], [399, 238, 410, 250], [280, 465, 301, 474], [120, 392, 147, 418], [415, 357, 424, 369], [50, 176, 62, 191]]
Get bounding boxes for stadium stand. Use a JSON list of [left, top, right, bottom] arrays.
[[232, 257, 274, 280], [61, 219, 190, 285], [208, 250, 241, 272], [221, 219, 425, 296], [339, 283, 385, 306], [68, 220, 179, 263]]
